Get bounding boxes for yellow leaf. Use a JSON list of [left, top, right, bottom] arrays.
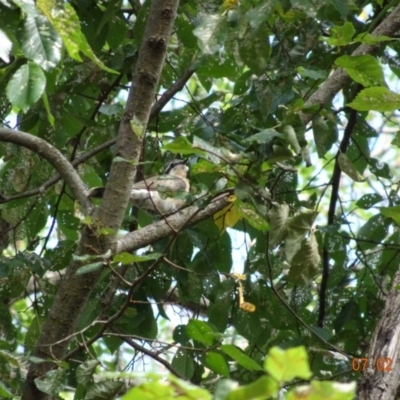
[[240, 301, 256, 312], [222, 0, 238, 10], [214, 203, 241, 232]]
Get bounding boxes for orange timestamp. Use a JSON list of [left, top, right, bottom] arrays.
[[352, 357, 393, 372]]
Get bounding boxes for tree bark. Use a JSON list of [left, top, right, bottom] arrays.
[[21, 1, 180, 399], [301, 3, 400, 125], [357, 267, 400, 399]]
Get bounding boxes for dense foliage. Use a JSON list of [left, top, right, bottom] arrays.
[[1, 0, 400, 399]]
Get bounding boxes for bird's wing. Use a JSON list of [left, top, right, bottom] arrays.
[[131, 175, 187, 192]]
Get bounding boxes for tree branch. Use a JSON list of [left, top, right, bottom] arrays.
[[0, 127, 93, 215], [302, 3, 400, 125], [318, 109, 357, 327], [149, 67, 196, 120], [22, 2, 180, 399], [117, 191, 233, 254]]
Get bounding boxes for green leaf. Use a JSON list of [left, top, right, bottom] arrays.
[[221, 344, 263, 371], [239, 26, 270, 75], [205, 351, 230, 377], [369, 158, 392, 179], [163, 136, 205, 156], [338, 152, 364, 182], [34, 368, 66, 395], [244, 129, 283, 145], [225, 376, 278, 400], [391, 130, 400, 147], [347, 87, 400, 112], [268, 203, 290, 247], [236, 202, 269, 231], [41, 92, 55, 127], [356, 193, 383, 209], [380, 205, 400, 224], [357, 214, 389, 251], [186, 320, 215, 346], [312, 117, 337, 158], [171, 347, 195, 379], [84, 381, 124, 400], [6, 63, 46, 112], [21, 14, 62, 70], [282, 125, 301, 154], [122, 381, 175, 400], [76, 360, 99, 386], [113, 252, 162, 265], [76, 261, 104, 275], [285, 211, 318, 263], [193, 14, 226, 55], [264, 346, 312, 382], [0, 381, 13, 398], [353, 32, 395, 45], [326, 22, 354, 46], [286, 381, 355, 399], [333, 300, 356, 332], [37, 0, 117, 74], [335, 55, 386, 87], [288, 232, 320, 285], [0, 29, 12, 63]]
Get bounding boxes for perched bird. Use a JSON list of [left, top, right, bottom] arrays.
[[89, 159, 190, 215]]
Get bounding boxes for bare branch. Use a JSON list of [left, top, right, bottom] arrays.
[[149, 67, 196, 119]]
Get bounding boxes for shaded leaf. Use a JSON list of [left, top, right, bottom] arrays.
[[338, 152, 364, 182], [268, 203, 290, 247], [171, 347, 195, 380], [313, 117, 337, 158], [356, 193, 383, 209], [288, 232, 321, 285], [34, 368, 66, 395]]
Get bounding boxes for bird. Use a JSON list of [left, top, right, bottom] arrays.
[[89, 159, 190, 215]]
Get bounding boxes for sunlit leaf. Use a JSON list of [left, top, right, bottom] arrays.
[[6, 63, 46, 112], [193, 14, 226, 55], [347, 87, 400, 112], [335, 55, 386, 87], [21, 14, 62, 71], [37, 0, 117, 74], [264, 346, 312, 382]]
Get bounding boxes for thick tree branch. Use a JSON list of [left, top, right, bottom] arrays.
[[97, 2, 180, 233], [357, 267, 400, 399], [117, 191, 233, 253], [22, 2, 180, 400], [302, 3, 400, 125], [0, 127, 93, 214]]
